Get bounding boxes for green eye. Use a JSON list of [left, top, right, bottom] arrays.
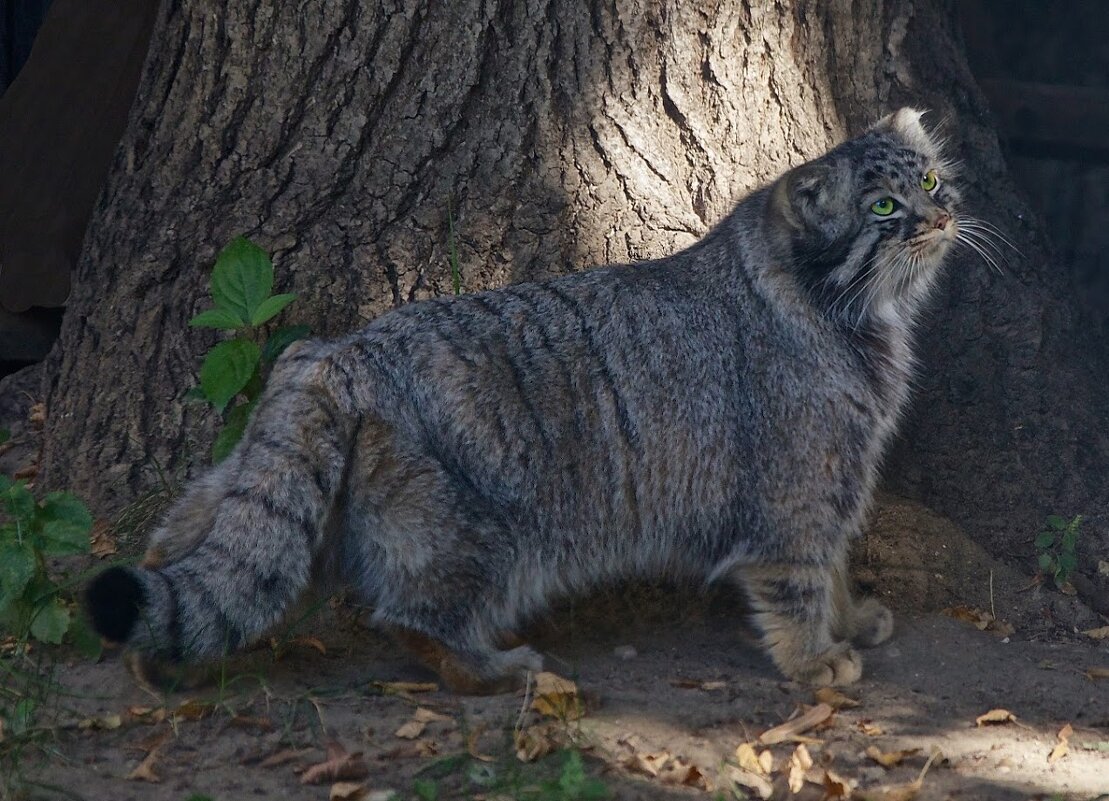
[[870, 197, 896, 216], [921, 170, 938, 192]]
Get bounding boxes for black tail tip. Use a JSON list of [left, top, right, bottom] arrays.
[[85, 567, 146, 643]]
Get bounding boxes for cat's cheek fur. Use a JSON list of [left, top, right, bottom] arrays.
[[85, 108, 956, 692]]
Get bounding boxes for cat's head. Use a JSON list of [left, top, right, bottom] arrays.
[[766, 107, 961, 323]]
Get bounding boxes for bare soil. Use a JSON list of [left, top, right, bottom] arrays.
[[5, 495, 1108, 801]]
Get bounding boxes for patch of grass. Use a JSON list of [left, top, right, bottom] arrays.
[[414, 748, 607, 801], [1035, 514, 1081, 591]]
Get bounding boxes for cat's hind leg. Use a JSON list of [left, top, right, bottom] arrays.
[[831, 556, 893, 648], [392, 628, 542, 695], [734, 563, 862, 685]]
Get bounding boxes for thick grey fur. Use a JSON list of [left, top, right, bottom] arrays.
[[86, 108, 963, 690]]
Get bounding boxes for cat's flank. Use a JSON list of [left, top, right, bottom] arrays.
[[87, 108, 964, 691]]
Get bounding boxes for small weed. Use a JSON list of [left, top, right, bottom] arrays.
[[447, 200, 462, 296], [1035, 514, 1081, 590], [412, 748, 606, 801], [189, 236, 308, 462]]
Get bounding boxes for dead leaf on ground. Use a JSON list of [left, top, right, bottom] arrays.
[[1085, 667, 1109, 681], [531, 672, 584, 721], [77, 714, 122, 731], [787, 744, 813, 793], [126, 749, 162, 783], [228, 715, 273, 732], [856, 747, 943, 801], [291, 635, 328, 655], [856, 720, 885, 736], [1048, 723, 1073, 763], [759, 702, 834, 745], [669, 677, 726, 691], [379, 740, 438, 760], [301, 740, 369, 785], [466, 723, 495, 762], [1098, 560, 1109, 577], [658, 758, 712, 791], [89, 520, 119, 558], [623, 749, 671, 778], [173, 699, 214, 721], [823, 768, 853, 798], [372, 680, 438, 696], [394, 707, 453, 739], [724, 765, 773, 800], [1082, 626, 1109, 640], [127, 706, 167, 725], [330, 781, 367, 800], [975, 708, 1016, 727], [815, 687, 860, 709], [252, 747, 315, 768], [866, 746, 920, 768], [735, 742, 773, 775], [942, 605, 1014, 636], [515, 723, 560, 763], [28, 403, 46, 427]]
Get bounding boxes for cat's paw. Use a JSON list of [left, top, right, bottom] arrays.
[[851, 599, 893, 647], [784, 643, 862, 686]]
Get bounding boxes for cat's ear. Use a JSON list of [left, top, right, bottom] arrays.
[[874, 107, 939, 158], [769, 161, 839, 234]]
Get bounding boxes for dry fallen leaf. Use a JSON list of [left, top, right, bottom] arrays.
[[127, 706, 167, 725], [1082, 626, 1109, 640], [856, 747, 942, 801], [330, 781, 367, 800], [866, 746, 920, 768], [290, 635, 328, 655], [257, 747, 315, 768], [1085, 667, 1109, 681], [515, 723, 559, 763], [658, 758, 712, 790], [857, 720, 885, 736], [759, 703, 834, 745], [301, 740, 370, 785], [126, 749, 162, 783], [942, 605, 1014, 636], [787, 744, 814, 793], [77, 714, 122, 731], [823, 768, 853, 798], [394, 707, 452, 740], [372, 681, 438, 695], [735, 742, 773, 775], [531, 672, 584, 721], [89, 520, 119, 558], [623, 750, 671, 778], [975, 708, 1016, 727], [173, 699, 214, 721], [815, 687, 860, 709], [1048, 723, 1073, 763], [466, 723, 495, 762], [669, 677, 726, 691], [725, 765, 773, 800]]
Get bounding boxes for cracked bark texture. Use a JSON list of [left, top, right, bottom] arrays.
[[41, 0, 1109, 568]]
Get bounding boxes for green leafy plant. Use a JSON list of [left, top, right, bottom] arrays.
[[1035, 514, 1081, 590], [190, 237, 308, 462], [0, 471, 97, 653], [542, 751, 607, 801]]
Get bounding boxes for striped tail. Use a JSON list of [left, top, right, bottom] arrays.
[[85, 342, 356, 661]]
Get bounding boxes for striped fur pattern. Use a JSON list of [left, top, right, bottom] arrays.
[[86, 108, 961, 690]]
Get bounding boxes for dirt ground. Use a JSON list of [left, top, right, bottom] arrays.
[[5, 495, 1108, 801]]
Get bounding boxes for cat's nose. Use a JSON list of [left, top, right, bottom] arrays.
[[931, 212, 951, 230]]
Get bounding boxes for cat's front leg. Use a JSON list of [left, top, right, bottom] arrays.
[[734, 563, 863, 685], [831, 554, 893, 648]]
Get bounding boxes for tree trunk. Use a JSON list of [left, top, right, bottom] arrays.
[[41, 0, 1109, 571]]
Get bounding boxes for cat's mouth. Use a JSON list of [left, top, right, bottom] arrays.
[[909, 218, 958, 260]]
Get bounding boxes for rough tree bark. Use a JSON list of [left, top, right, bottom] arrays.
[[40, 0, 1109, 572]]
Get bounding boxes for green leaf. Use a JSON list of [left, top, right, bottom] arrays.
[[189, 307, 245, 329], [559, 751, 586, 798], [1034, 531, 1056, 549], [69, 614, 104, 660], [1038, 553, 1055, 571], [35, 492, 93, 555], [1060, 529, 1078, 551], [0, 428, 9, 444], [413, 779, 438, 801], [8, 698, 36, 736], [6, 481, 35, 522], [1058, 552, 1078, 572], [210, 237, 273, 323], [200, 338, 260, 413], [261, 325, 311, 363], [183, 386, 208, 403], [30, 597, 70, 644], [0, 543, 36, 613], [211, 401, 256, 464], [1046, 514, 1067, 530], [249, 293, 296, 326]]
